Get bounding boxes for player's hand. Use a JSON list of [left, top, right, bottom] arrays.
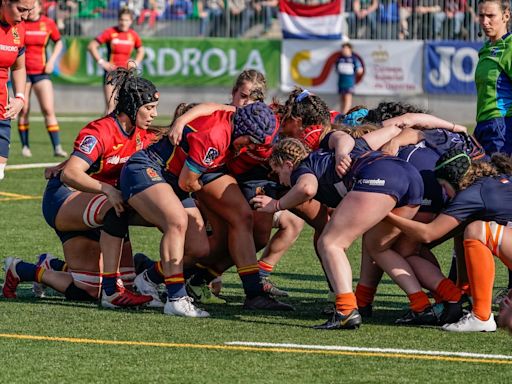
[[168, 119, 185, 145], [104, 185, 125, 216], [335, 153, 351, 177], [127, 60, 138, 70], [250, 194, 277, 213], [44, 61, 55, 74], [452, 124, 467, 134], [4, 97, 24, 119], [102, 61, 116, 72]]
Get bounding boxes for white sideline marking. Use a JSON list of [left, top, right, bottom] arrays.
[[225, 341, 512, 361], [5, 162, 59, 170]]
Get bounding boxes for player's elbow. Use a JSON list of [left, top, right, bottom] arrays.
[[301, 184, 317, 200]]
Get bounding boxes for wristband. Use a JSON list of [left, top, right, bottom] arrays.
[[97, 58, 105, 65], [15, 92, 25, 101], [275, 199, 282, 212]]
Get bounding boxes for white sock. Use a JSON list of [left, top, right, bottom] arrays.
[[0, 163, 5, 180]]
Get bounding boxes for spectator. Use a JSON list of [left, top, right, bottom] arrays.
[[136, 0, 166, 28], [251, 0, 278, 35], [199, 0, 224, 37], [412, 0, 442, 39], [399, 0, 413, 39], [347, 0, 379, 39], [434, 0, 468, 39], [334, 42, 363, 114], [228, 0, 247, 37], [77, 0, 106, 19], [165, 0, 193, 20]]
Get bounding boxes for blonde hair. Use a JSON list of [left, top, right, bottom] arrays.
[[270, 138, 310, 168], [232, 69, 267, 102], [330, 123, 379, 139]]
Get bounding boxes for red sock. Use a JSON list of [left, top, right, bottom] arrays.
[[355, 283, 376, 308], [335, 292, 357, 315], [407, 291, 431, 313], [436, 278, 462, 303]]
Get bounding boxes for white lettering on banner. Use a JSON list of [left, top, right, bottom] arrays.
[[428, 46, 478, 87], [134, 47, 265, 78]]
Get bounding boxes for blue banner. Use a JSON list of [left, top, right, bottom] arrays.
[[424, 41, 483, 94]]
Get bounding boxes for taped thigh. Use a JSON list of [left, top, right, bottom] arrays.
[[70, 270, 102, 296], [82, 194, 108, 228], [484, 221, 505, 257]]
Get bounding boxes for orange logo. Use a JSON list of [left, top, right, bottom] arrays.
[[12, 27, 20, 45]]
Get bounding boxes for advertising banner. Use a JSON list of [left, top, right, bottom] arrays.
[[281, 39, 423, 95], [53, 37, 281, 87], [424, 40, 483, 94]]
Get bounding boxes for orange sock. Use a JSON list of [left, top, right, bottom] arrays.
[[464, 239, 494, 321], [355, 283, 376, 308], [335, 292, 357, 315], [407, 291, 431, 313], [436, 278, 462, 303]]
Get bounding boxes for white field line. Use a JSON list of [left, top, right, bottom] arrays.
[[225, 341, 512, 361], [5, 162, 59, 170]]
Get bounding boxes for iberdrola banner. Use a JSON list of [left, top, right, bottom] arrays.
[[54, 37, 281, 87]]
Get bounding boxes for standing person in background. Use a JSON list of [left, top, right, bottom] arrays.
[[88, 7, 144, 114], [18, 0, 66, 158], [334, 42, 363, 115], [473, 0, 512, 302], [0, 0, 34, 181]]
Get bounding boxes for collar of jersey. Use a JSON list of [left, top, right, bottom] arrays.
[[111, 113, 132, 138]]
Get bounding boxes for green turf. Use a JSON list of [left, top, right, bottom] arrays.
[[0, 117, 510, 383]]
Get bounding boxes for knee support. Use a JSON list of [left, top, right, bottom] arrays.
[[83, 194, 108, 228], [102, 208, 129, 238], [484, 221, 505, 257], [64, 282, 95, 302]]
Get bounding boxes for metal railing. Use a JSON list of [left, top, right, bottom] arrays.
[[46, 0, 484, 40]]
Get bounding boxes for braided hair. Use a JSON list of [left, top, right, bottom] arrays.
[[232, 69, 267, 103], [107, 67, 159, 124], [270, 138, 310, 168], [281, 88, 331, 128], [232, 101, 277, 144]]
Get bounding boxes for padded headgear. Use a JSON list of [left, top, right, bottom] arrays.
[[435, 148, 471, 190], [232, 101, 276, 144]]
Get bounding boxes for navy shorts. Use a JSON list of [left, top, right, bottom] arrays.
[[398, 145, 445, 213], [474, 117, 512, 155], [0, 119, 11, 158], [200, 167, 229, 186], [120, 150, 190, 202], [235, 166, 285, 201], [27, 73, 50, 84], [352, 157, 424, 207], [42, 176, 101, 244]]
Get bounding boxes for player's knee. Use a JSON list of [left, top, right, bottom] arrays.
[[102, 208, 129, 238], [464, 220, 486, 243]]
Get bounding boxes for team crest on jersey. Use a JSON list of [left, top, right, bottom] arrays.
[[136, 133, 143, 150], [146, 168, 162, 181], [40, 22, 47, 31], [79, 135, 98, 154], [12, 28, 20, 44], [500, 178, 510, 184], [203, 147, 219, 165]]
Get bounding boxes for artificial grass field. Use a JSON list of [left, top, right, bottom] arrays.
[[0, 116, 511, 383]]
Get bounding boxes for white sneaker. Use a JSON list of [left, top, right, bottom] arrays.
[[21, 146, 32, 157], [54, 145, 68, 158], [442, 312, 497, 332], [134, 271, 164, 308], [164, 296, 210, 318]]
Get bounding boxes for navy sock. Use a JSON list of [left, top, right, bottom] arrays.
[[165, 274, 187, 299], [49, 258, 66, 271], [146, 262, 164, 285], [102, 274, 118, 296], [15, 261, 37, 282]]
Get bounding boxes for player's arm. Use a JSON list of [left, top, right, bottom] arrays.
[[327, 131, 354, 176], [169, 103, 236, 145], [5, 52, 26, 119], [383, 113, 467, 133], [134, 45, 145, 67], [88, 38, 114, 71], [379, 127, 424, 155], [385, 212, 460, 243], [61, 155, 124, 214], [45, 39, 63, 74], [252, 173, 318, 213]]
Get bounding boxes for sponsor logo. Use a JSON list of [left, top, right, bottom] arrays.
[[146, 167, 162, 181], [78, 135, 98, 154], [0, 44, 18, 52], [203, 147, 219, 165], [113, 143, 124, 150], [112, 38, 135, 46], [421, 198, 432, 206], [136, 133, 143, 150], [357, 178, 386, 187], [12, 27, 19, 45]]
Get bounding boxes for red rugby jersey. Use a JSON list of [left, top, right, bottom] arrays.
[[165, 111, 234, 176], [95, 27, 142, 68], [24, 16, 60, 74], [72, 115, 155, 186], [0, 21, 24, 117]]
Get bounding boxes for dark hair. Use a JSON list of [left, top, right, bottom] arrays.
[[281, 87, 331, 128], [107, 67, 159, 124], [341, 42, 353, 50], [365, 101, 426, 124]]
